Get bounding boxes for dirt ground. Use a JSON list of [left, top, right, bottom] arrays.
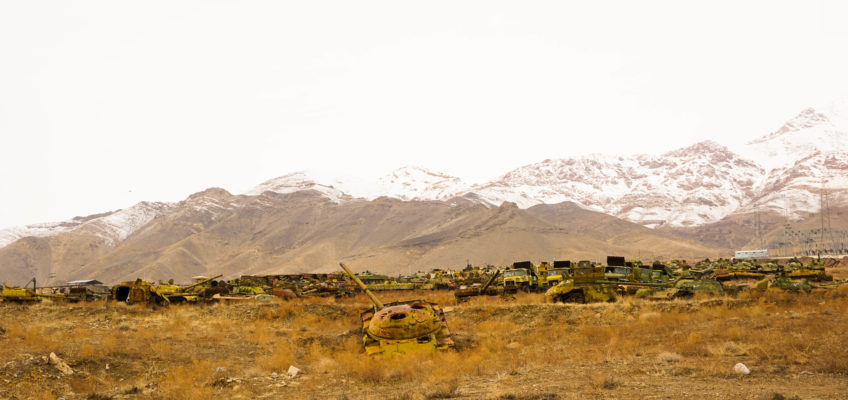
[[1, 288, 846, 400]]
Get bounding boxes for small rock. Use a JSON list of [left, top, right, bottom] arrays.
[[105, 363, 109, 370], [270, 372, 278, 380], [48, 352, 74, 375], [733, 363, 750, 375], [287, 365, 300, 378], [0, 326, 5, 336], [505, 342, 521, 350]]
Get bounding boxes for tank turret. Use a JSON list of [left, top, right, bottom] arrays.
[[339, 263, 454, 356]]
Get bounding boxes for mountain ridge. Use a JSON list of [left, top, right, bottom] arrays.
[[1, 103, 847, 284]]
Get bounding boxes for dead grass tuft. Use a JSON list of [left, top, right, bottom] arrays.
[[156, 359, 217, 400], [590, 372, 619, 390], [657, 351, 684, 363]]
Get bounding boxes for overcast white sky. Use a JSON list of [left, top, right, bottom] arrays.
[[2, 0, 847, 228]]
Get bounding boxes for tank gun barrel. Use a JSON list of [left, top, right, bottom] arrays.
[[480, 269, 502, 293], [602, 280, 670, 287], [182, 274, 223, 292], [339, 263, 384, 309]]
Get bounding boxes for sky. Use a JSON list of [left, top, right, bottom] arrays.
[[2, 0, 848, 229]]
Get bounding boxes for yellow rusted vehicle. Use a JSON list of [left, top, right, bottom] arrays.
[[112, 279, 170, 305], [454, 269, 502, 301], [157, 274, 224, 303], [545, 263, 618, 303], [1, 279, 42, 303], [340, 263, 454, 357]]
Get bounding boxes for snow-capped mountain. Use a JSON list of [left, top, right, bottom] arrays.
[[468, 141, 764, 227], [0, 201, 175, 248], [742, 151, 848, 218], [2, 103, 847, 254], [741, 102, 848, 171], [246, 166, 467, 203], [377, 166, 465, 201], [245, 170, 363, 202], [238, 103, 848, 229]]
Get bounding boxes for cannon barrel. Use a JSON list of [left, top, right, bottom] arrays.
[[182, 274, 224, 292], [339, 263, 384, 309], [480, 269, 502, 293]]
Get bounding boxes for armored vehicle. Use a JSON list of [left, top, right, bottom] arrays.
[[156, 275, 223, 303], [340, 263, 454, 357], [759, 275, 814, 292], [545, 263, 617, 303], [112, 279, 170, 305], [636, 276, 724, 299], [454, 269, 502, 301]]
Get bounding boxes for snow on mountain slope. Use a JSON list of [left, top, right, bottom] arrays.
[[0, 201, 175, 248], [466, 141, 764, 227], [245, 170, 364, 202], [246, 167, 466, 203], [377, 166, 465, 201], [742, 101, 848, 171], [741, 152, 848, 218], [240, 101, 848, 228]]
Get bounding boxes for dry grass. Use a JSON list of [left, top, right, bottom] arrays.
[[0, 288, 847, 399]]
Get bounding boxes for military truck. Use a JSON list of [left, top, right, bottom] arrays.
[[544, 260, 572, 287], [502, 261, 542, 292], [603, 256, 632, 282]]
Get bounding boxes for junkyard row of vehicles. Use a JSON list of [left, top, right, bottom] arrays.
[[1, 256, 842, 306]]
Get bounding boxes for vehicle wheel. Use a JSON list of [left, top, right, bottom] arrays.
[[561, 291, 585, 303]]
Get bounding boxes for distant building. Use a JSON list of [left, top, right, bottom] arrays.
[[734, 249, 769, 259]]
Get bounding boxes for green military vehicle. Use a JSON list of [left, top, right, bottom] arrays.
[[758, 275, 813, 292], [635, 275, 724, 299]]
